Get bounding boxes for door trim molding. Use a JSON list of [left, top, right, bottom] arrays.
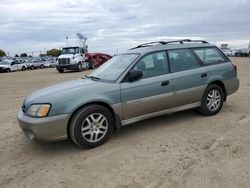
[[121, 102, 201, 126]]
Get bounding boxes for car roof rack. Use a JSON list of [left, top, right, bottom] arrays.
[[130, 41, 168, 50], [130, 39, 209, 50]]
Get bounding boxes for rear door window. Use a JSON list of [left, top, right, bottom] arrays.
[[168, 49, 200, 73], [193, 47, 227, 64]]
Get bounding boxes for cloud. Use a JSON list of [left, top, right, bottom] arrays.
[[0, 0, 249, 55]]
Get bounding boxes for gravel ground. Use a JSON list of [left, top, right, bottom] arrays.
[[0, 57, 250, 188]]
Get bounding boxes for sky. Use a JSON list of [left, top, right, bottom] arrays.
[[0, 0, 250, 56]]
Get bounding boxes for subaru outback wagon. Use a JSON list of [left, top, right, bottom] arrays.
[[17, 39, 239, 148]]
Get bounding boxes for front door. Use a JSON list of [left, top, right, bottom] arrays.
[[10, 62, 18, 71], [120, 51, 174, 120]]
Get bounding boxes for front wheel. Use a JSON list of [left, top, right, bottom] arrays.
[[40, 64, 44, 69], [22, 66, 26, 71], [78, 63, 83, 72], [69, 105, 114, 148], [57, 68, 64, 73], [199, 84, 224, 116]]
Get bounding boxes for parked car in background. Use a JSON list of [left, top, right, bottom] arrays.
[[25, 59, 34, 70], [43, 57, 57, 68], [221, 49, 233, 57], [0, 60, 27, 72], [17, 39, 239, 148], [235, 49, 249, 57], [85, 53, 112, 69], [32, 58, 45, 69]]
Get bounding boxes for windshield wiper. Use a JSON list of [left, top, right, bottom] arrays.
[[85, 75, 100, 81]]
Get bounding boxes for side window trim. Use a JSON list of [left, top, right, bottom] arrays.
[[190, 49, 204, 66], [165, 50, 171, 74]]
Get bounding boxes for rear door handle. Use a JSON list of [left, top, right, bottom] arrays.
[[161, 80, 169, 86], [201, 73, 207, 78]]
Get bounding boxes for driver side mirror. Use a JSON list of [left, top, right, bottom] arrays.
[[128, 70, 143, 82]]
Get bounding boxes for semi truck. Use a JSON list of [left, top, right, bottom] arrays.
[[56, 33, 112, 73], [56, 33, 88, 73]]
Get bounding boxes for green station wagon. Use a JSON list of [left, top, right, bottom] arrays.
[[17, 39, 239, 148]]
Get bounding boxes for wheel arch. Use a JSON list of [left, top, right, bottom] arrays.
[[208, 80, 227, 101], [67, 101, 120, 139]]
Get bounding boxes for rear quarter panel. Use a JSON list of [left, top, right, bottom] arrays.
[[205, 62, 239, 95]]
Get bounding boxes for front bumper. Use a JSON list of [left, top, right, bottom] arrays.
[[56, 63, 79, 70], [17, 110, 70, 142], [0, 67, 6, 72]]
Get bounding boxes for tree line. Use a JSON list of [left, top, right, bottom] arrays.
[[0, 49, 61, 57]]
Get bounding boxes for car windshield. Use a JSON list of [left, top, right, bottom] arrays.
[[62, 47, 79, 54], [0, 60, 11, 65], [89, 54, 139, 82]]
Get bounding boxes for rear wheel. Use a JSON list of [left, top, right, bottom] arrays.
[[199, 84, 224, 116], [88, 61, 95, 69], [69, 105, 114, 148]]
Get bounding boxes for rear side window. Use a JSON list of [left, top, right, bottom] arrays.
[[168, 49, 200, 73], [193, 47, 227, 64]]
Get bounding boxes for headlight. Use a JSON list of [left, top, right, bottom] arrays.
[[26, 104, 51, 117]]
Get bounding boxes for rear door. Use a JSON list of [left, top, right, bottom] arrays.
[[17, 62, 23, 70], [168, 49, 208, 107], [120, 51, 174, 120]]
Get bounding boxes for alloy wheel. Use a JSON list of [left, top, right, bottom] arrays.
[[81, 113, 108, 143], [206, 89, 221, 111]]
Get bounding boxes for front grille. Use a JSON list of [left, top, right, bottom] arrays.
[[58, 58, 70, 65]]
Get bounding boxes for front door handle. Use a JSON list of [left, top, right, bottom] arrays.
[[161, 80, 169, 86], [201, 73, 207, 78]]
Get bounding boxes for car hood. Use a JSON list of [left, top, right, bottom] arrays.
[[58, 54, 74, 59], [25, 78, 103, 105], [0, 65, 10, 68]]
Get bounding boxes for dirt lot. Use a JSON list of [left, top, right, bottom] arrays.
[[0, 57, 250, 188]]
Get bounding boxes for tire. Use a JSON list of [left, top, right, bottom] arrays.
[[6, 68, 10, 73], [69, 105, 114, 148], [31, 66, 34, 70], [22, 66, 26, 71], [40, 64, 44, 69], [88, 61, 95, 69], [78, 63, 83, 72], [199, 84, 224, 116], [57, 68, 64, 73]]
